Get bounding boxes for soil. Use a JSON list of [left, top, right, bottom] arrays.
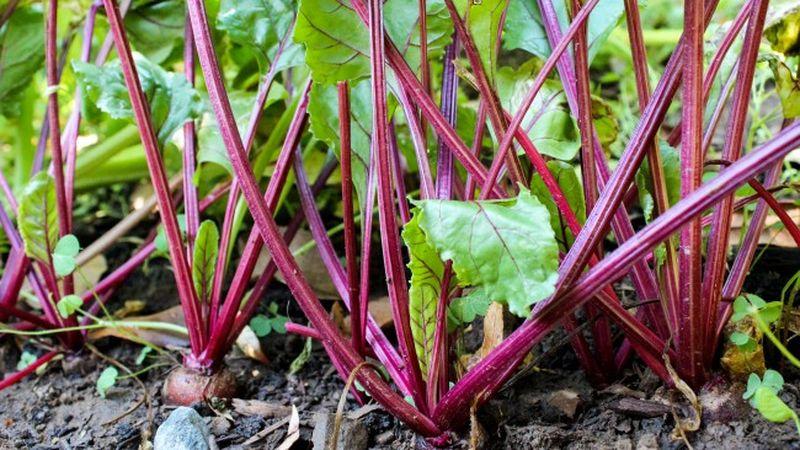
[[0, 245, 799, 449]]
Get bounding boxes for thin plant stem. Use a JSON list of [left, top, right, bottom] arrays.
[[101, 0, 204, 352], [185, 0, 440, 434], [701, 0, 769, 365]]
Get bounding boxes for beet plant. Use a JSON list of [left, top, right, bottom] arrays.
[[2, 0, 800, 444]]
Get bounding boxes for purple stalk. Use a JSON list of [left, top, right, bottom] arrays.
[[45, 0, 72, 299], [201, 82, 312, 368], [393, 85, 435, 199], [548, 0, 719, 295], [388, 121, 411, 223], [183, 14, 200, 253], [339, 82, 364, 354], [435, 36, 459, 199], [61, 2, 100, 214], [367, 0, 428, 412], [714, 162, 785, 345], [536, 0, 660, 308], [434, 121, 800, 429], [348, 0, 504, 199], [220, 159, 340, 355], [667, 1, 753, 147], [570, 0, 614, 371], [101, 0, 204, 352], [622, 0, 676, 339], [0, 350, 59, 392], [677, 0, 705, 385], [700, 0, 769, 363], [207, 27, 293, 329], [184, 0, 440, 435]]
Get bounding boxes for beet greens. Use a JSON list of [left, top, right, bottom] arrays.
[[1, 0, 800, 444]]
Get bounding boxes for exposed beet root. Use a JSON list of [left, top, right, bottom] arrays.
[[162, 366, 238, 406]]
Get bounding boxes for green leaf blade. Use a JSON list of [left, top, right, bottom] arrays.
[[73, 54, 204, 146], [414, 189, 559, 317], [192, 221, 220, 303], [403, 212, 445, 380], [18, 173, 59, 264]]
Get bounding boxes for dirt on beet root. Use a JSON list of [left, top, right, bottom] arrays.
[[1, 246, 799, 449]]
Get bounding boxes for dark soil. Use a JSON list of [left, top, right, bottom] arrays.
[[0, 246, 798, 449]]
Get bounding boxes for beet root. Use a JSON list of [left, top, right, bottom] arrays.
[[162, 366, 238, 406]]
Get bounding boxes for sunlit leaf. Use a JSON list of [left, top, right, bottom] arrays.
[[503, 0, 624, 62], [413, 189, 558, 317], [496, 64, 580, 160], [73, 53, 204, 146], [294, 0, 452, 84], [217, 0, 304, 71]]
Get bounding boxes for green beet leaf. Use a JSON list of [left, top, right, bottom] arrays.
[[124, 0, 185, 64], [765, 3, 800, 56], [73, 53, 204, 146], [402, 212, 447, 379], [52, 234, 80, 277], [307, 80, 372, 203], [0, 6, 44, 117], [503, 0, 624, 62], [192, 220, 219, 303], [18, 173, 59, 264], [16, 351, 37, 371], [413, 189, 559, 317], [293, 0, 452, 84], [766, 56, 800, 120], [462, 0, 508, 83], [496, 64, 580, 160], [217, 0, 304, 71]]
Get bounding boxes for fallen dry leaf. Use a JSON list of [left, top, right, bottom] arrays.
[[254, 228, 339, 299], [368, 296, 394, 328], [720, 316, 766, 381], [730, 207, 800, 248], [276, 405, 300, 450], [235, 325, 269, 364], [339, 296, 397, 333], [232, 398, 292, 419], [479, 302, 505, 360], [88, 305, 188, 348]]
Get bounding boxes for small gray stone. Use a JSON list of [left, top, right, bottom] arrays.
[[154, 407, 218, 450]]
